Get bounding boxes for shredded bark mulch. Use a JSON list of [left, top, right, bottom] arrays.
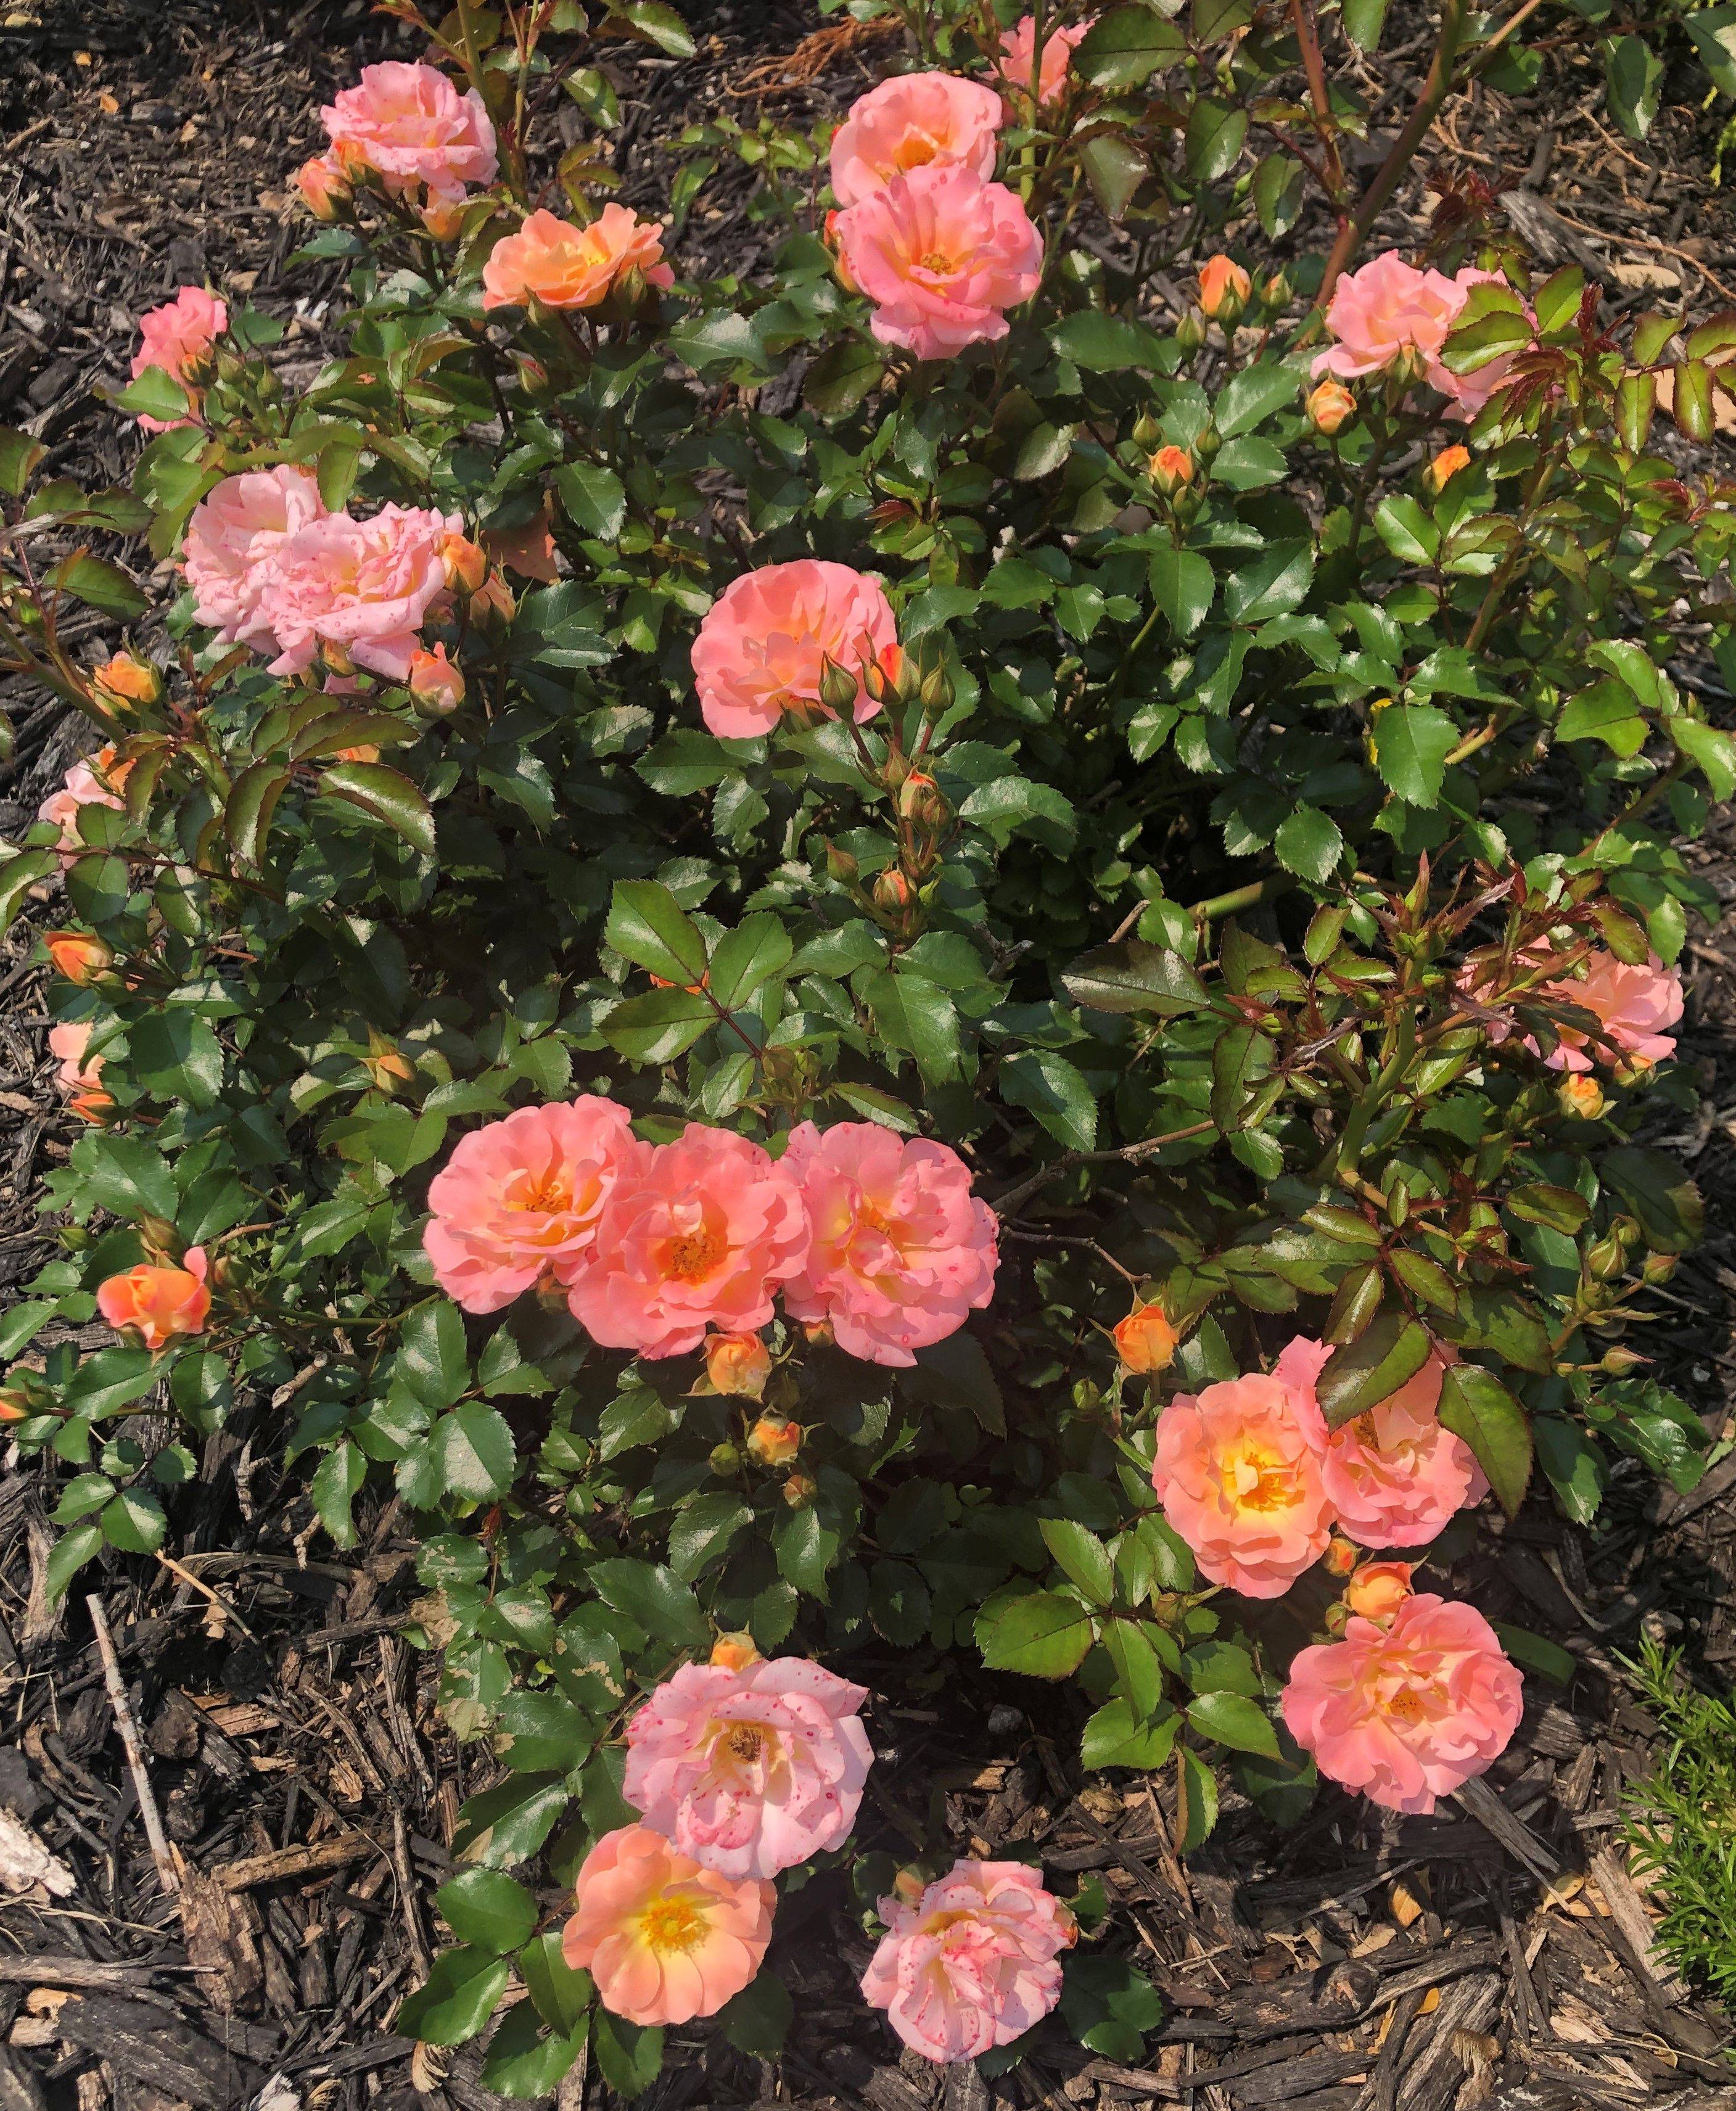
[[3, 3, 1736, 2107]]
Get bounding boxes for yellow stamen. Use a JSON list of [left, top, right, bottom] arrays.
[[667, 1225, 725, 1280], [638, 1898, 706, 1954]]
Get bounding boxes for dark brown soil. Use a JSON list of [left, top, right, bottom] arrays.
[[3, 5, 1736, 2110]]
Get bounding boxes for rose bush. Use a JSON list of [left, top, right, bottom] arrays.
[[0, 0, 1732, 2091]]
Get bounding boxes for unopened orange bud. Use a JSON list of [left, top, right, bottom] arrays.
[[1344, 1560, 1414, 1623], [1148, 445, 1194, 496], [469, 575, 516, 627], [873, 867, 914, 914], [70, 1087, 114, 1125], [0, 1388, 33, 1423], [91, 652, 160, 711], [1307, 379, 1356, 435], [710, 1631, 763, 1673], [1112, 1300, 1177, 1375], [747, 1414, 802, 1468], [1323, 1534, 1360, 1579], [781, 1468, 817, 1508], [801, 1318, 835, 1348], [295, 150, 352, 221], [46, 932, 113, 985], [364, 1028, 415, 1095], [892, 1866, 928, 1906], [705, 1331, 772, 1401], [320, 638, 356, 680], [1558, 1073, 1606, 1121], [1425, 444, 1471, 495], [1198, 254, 1252, 323], [421, 197, 465, 241], [408, 644, 465, 715], [441, 533, 488, 595], [823, 208, 860, 296]]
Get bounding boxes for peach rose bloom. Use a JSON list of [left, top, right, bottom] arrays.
[[130, 286, 228, 430], [831, 163, 1042, 361], [183, 466, 327, 650], [1281, 1592, 1523, 1814], [1151, 1360, 1331, 1598], [47, 1021, 112, 1122], [623, 1655, 873, 1879], [995, 15, 1093, 110], [38, 746, 132, 858], [423, 1097, 643, 1314], [255, 503, 461, 680], [481, 205, 675, 312], [97, 1247, 210, 1352], [562, 1824, 772, 2027], [1343, 1560, 1415, 1623], [322, 61, 498, 204], [564, 1124, 810, 1359], [1314, 252, 1465, 384], [829, 72, 1003, 208], [862, 1860, 1075, 2064], [690, 559, 900, 741], [1533, 947, 1683, 1074], [1277, 1338, 1487, 1550], [778, 1121, 997, 1366]]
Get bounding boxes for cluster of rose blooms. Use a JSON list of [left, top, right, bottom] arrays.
[[563, 1632, 1075, 2063]]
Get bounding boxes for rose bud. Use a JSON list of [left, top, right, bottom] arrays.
[[1343, 1560, 1415, 1623], [1112, 1299, 1178, 1374], [897, 772, 950, 828], [1175, 308, 1207, 355], [295, 150, 352, 221], [747, 1414, 802, 1468], [0, 1386, 37, 1422], [1259, 269, 1291, 313], [1307, 379, 1356, 435], [363, 1029, 416, 1095], [1198, 254, 1252, 324], [705, 1331, 772, 1401], [709, 1441, 743, 1475], [440, 532, 488, 595], [46, 932, 113, 985], [91, 652, 161, 714], [1425, 444, 1471, 495], [408, 644, 466, 715], [781, 1468, 817, 1508], [873, 868, 914, 913], [1557, 1074, 1606, 1121], [421, 198, 466, 241], [1601, 1345, 1648, 1375], [801, 1318, 835, 1348], [1148, 445, 1194, 497], [710, 1631, 763, 1673], [469, 575, 516, 627], [1323, 1534, 1360, 1579], [818, 655, 863, 721]]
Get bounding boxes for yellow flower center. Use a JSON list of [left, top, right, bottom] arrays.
[[638, 1897, 707, 1954], [1224, 1444, 1293, 1513], [895, 136, 940, 171], [667, 1225, 726, 1281], [918, 249, 955, 275], [520, 1169, 573, 1215], [1388, 1687, 1426, 1724], [723, 1722, 765, 1762]]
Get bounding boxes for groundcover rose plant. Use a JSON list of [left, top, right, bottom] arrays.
[[1, 0, 1734, 2088]]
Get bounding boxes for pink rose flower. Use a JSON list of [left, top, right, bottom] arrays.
[[1281, 1592, 1523, 1814], [47, 1021, 109, 1117], [690, 559, 900, 741], [778, 1121, 998, 1366], [1320, 1352, 1488, 1549], [562, 1824, 773, 2027], [481, 204, 675, 311], [831, 163, 1043, 361], [38, 745, 132, 859], [564, 1124, 810, 1359], [862, 1860, 1076, 2064], [322, 61, 498, 205], [130, 286, 228, 430], [1151, 1359, 1332, 1598], [829, 72, 1003, 208], [995, 15, 1093, 110], [1533, 947, 1684, 1074], [623, 1655, 873, 1879], [254, 503, 461, 680], [183, 466, 328, 649], [423, 1097, 643, 1314], [1313, 252, 1465, 384]]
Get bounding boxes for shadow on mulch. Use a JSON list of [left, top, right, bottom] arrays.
[[3, 2, 1736, 2108]]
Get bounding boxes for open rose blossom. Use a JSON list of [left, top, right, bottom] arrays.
[[623, 1655, 873, 1879], [829, 73, 1003, 208], [1534, 947, 1683, 1073], [481, 205, 673, 312], [564, 1124, 810, 1358], [562, 1824, 772, 2027], [1151, 1359, 1332, 1597], [691, 559, 900, 740], [130, 287, 227, 429], [48, 1022, 112, 1122], [254, 503, 461, 680], [778, 1121, 997, 1365], [322, 62, 497, 204], [423, 1097, 642, 1313], [1318, 1352, 1487, 1549], [831, 163, 1042, 360], [97, 1248, 210, 1352], [1281, 1592, 1523, 1814], [862, 1861, 1076, 2064], [995, 15, 1093, 110], [38, 747, 133, 858], [1314, 252, 1465, 385], [183, 466, 327, 649]]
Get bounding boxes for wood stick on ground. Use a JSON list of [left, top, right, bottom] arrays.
[[85, 1593, 179, 1898]]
